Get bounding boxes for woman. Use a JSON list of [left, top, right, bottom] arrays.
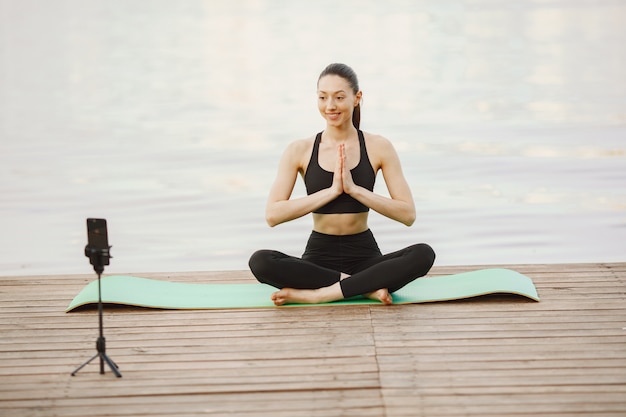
[[249, 63, 435, 306]]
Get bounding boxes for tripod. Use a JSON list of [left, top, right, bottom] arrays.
[[72, 246, 122, 377]]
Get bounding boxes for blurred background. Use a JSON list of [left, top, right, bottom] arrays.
[[1, 0, 624, 276]]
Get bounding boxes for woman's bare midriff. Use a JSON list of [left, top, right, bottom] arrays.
[[312, 212, 369, 235]]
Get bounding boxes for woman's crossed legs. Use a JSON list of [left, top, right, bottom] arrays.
[[248, 242, 435, 306]]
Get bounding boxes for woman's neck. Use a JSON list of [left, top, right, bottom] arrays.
[[323, 124, 357, 142]]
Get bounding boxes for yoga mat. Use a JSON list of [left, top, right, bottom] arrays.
[[66, 268, 539, 312]]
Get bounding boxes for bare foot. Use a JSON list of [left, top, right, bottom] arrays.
[[271, 288, 322, 306], [365, 288, 393, 305], [271, 283, 344, 306]]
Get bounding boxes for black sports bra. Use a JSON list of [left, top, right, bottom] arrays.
[[304, 130, 376, 214]]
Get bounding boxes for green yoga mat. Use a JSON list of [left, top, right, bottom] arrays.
[[66, 268, 539, 312]]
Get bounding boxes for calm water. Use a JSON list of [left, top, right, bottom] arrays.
[[1, 0, 625, 276]]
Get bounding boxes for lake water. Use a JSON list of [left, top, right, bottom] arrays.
[[1, 0, 625, 276]]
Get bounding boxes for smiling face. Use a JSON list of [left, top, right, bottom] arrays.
[[317, 74, 362, 128]]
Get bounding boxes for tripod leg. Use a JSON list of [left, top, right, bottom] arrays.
[[102, 353, 122, 378], [71, 353, 99, 376], [107, 356, 120, 369]]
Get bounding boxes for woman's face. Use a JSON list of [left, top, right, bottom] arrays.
[[317, 75, 361, 127]]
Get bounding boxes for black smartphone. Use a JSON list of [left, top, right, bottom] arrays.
[[86, 218, 109, 251]]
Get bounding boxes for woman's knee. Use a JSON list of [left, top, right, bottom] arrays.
[[248, 249, 276, 280], [410, 243, 436, 271]]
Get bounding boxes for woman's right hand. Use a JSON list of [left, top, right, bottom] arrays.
[[331, 144, 345, 195]]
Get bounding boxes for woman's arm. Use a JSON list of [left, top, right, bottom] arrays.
[[265, 140, 342, 227], [343, 135, 416, 226]]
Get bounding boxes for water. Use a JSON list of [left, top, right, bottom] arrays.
[[1, 0, 625, 276]]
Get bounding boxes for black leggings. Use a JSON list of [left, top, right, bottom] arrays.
[[248, 229, 435, 299]]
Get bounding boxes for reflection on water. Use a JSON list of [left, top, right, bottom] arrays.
[[0, 0, 625, 276]]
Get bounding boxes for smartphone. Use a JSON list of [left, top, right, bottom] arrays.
[[86, 218, 110, 266], [87, 218, 109, 250]]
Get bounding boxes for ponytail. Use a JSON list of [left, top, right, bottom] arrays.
[[352, 103, 361, 130]]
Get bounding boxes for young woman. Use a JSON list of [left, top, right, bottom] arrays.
[[248, 63, 435, 306]]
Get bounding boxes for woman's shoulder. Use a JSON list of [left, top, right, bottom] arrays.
[[281, 134, 317, 167], [285, 134, 316, 154], [361, 131, 395, 153]]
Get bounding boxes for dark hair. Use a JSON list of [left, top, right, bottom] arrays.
[[318, 63, 361, 129]]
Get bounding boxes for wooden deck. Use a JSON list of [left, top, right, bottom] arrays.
[[1, 263, 625, 416]]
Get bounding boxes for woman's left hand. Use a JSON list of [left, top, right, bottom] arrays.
[[339, 144, 357, 194]]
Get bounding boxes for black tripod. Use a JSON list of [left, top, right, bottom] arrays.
[[72, 245, 122, 377]]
